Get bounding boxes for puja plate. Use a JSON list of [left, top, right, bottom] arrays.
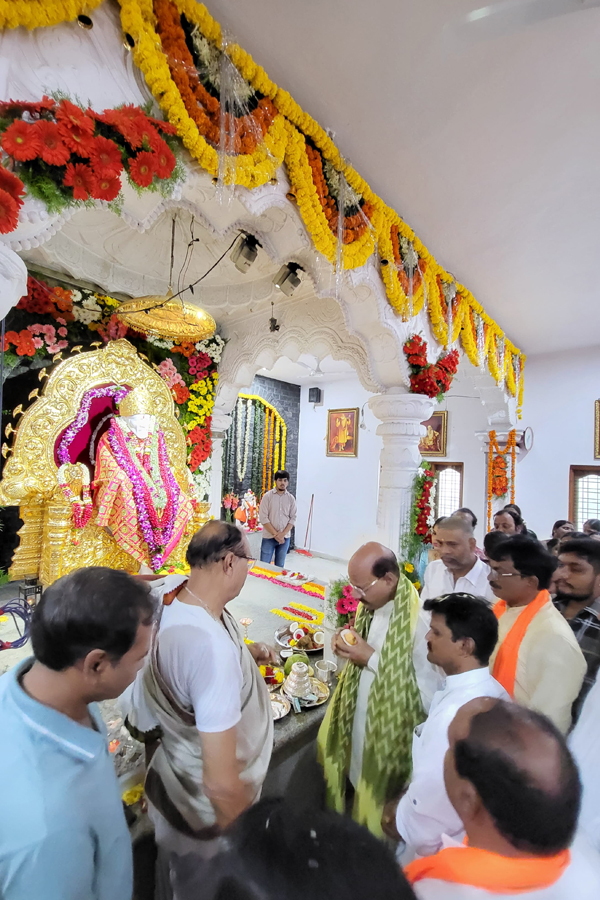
[[262, 666, 285, 692], [270, 693, 291, 720], [281, 677, 330, 708], [274, 625, 323, 653]]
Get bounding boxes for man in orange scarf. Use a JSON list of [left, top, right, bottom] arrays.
[[486, 536, 585, 733], [405, 698, 600, 898]]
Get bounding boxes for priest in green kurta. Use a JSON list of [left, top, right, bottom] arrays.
[[318, 542, 424, 837]]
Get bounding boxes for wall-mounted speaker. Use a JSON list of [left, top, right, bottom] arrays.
[[308, 387, 322, 404]]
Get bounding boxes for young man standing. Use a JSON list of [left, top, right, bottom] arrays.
[[487, 535, 586, 733], [554, 536, 600, 719], [258, 469, 297, 567], [384, 593, 508, 859], [0, 567, 154, 900]]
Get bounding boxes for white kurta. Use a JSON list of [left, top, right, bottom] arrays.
[[489, 599, 586, 733], [410, 840, 600, 899], [396, 668, 509, 856], [569, 668, 600, 852]]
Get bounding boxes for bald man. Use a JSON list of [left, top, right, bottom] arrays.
[[317, 542, 424, 837], [405, 698, 600, 898]]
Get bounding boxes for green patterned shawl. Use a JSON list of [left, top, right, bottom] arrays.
[[317, 575, 423, 837]]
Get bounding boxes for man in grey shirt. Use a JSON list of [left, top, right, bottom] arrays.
[[259, 470, 297, 567]]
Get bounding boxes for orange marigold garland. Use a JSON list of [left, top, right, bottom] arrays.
[[487, 429, 517, 530]]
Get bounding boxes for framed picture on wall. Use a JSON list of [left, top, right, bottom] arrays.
[[595, 401, 600, 459], [419, 411, 448, 457], [326, 408, 359, 457]]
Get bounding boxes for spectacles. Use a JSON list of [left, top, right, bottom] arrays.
[[348, 577, 380, 599], [238, 555, 256, 570], [493, 572, 524, 578]]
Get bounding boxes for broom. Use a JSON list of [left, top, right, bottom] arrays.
[[295, 493, 314, 557]]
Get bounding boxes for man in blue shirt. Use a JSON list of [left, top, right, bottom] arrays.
[[0, 566, 154, 900]]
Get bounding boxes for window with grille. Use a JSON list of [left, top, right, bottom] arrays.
[[569, 466, 600, 529], [431, 463, 464, 519]]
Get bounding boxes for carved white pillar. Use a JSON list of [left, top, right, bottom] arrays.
[[368, 388, 435, 556], [209, 411, 231, 520]]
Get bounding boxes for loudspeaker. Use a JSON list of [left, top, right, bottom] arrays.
[[308, 387, 322, 404]]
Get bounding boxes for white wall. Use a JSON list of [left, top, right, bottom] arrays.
[[295, 377, 382, 560], [518, 346, 600, 539]]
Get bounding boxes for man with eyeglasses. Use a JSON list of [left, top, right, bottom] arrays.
[[122, 521, 277, 898], [318, 542, 424, 837], [486, 534, 585, 733]]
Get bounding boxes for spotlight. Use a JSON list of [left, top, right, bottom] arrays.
[[230, 233, 261, 273], [273, 262, 303, 296]]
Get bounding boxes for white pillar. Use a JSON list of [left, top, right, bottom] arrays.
[[209, 411, 231, 520], [368, 388, 434, 556]]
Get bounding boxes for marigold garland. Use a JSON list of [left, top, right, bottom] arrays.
[[486, 429, 517, 530], [0, 0, 104, 29]]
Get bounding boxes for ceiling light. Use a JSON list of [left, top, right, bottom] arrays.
[[230, 233, 261, 273], [273, 262, 303, 296]]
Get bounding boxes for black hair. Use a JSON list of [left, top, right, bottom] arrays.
[[559, 531, 588, 545], [455, 507, 478, 528], [552, 519, 572, 535], [483, 530, 509, 558], [546, 538, 559, 554], [31, 567, 154, 671], [200, 799, 417, 900], [454, 701, 580, 854], [494, 508, 524, 529], [372, 550, 400, 580], [584, 518, 600, 533], [423, 593, 498, 665], [558, 536, 600, 573], [503, 503, 522, 516], [274, 470, 290, 481], [186, 521, 245, 569], [433, 516, 447, 528], [486, 535, 557, 590]]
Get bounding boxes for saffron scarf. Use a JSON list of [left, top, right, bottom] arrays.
[[492, 590, 550, 697], [405, 845, 570, 893], [317, 575, 423, 837]]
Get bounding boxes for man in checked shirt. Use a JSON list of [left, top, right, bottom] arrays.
[[554, 537, 600, 722]]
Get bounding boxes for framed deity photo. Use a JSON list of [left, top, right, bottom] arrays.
[[419, 411, 448, 457], [327, 408, 359, 457]]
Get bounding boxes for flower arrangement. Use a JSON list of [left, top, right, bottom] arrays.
[[403, 334, 460, 400], [487, 430, 517, 530], [401, 561, 421, 593], [327, 577, 358, 629], [222, 491, 239, 522], [0, 95, 181, 232], [401, 462, 436, 567], [2, 272, 222, 500], [222, 394, 286, 501]]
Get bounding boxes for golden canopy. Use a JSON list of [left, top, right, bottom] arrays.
[[116, 291, 216, 343]]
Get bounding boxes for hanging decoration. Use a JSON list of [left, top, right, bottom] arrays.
[[401, 462, 436, 571], [0, 96, 181, 233], [1, 272, 223, 499], [486, 429, 517, 530], [403, 334, 460, 400], [0, 1, 104, 30], [222, 393, 286, 501]]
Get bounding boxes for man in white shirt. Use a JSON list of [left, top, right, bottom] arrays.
[[405, 698, 600, 899], [421, 516, 496, 605], [383, 593, 508, 858], [259, 469, 297, 568]]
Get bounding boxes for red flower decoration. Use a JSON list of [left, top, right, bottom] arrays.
[[0, 96, 55, 115], [56, 99, 95, 134], [90, 173, 122, 201], [128, 151, 155, 187], [89, 136, 123, 178], [4, 328, 37, 356], [58, 121, 96, 157], [137, 122, 163, 152], [63, 162, 94, 201], [1, 120, 42, 161], [0, 166, 25, 203], [172, 383, 190, 405], [152, 142, 176, 179], [0, 188, 20, 234], [33, 120, 71, 166]]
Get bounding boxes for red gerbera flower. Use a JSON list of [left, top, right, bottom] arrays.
[[63, 162, 94, 200], [57, 121, 96, 157], [56, 99, 95, 134], [0, 96, 55, 116], [0, 166, 25, 203], [89, 172, 122, 201], [137, 122, 163, 152], [128, 151, 155, 187], [1, 120, 42, 161], [33, 120, 71, 166], [0, 188, 20, 234], [147, 115, 178, 135], [152, 141, 176, 179], [89, 136, 123, 177]]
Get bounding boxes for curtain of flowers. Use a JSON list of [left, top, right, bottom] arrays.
[[221, 394, 286, 502]]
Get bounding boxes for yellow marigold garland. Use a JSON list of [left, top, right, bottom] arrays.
[[0, 0, 104, 29]]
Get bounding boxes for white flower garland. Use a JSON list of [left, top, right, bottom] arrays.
[[235, 397, 252, 483], [192, 459, 212, 501]]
